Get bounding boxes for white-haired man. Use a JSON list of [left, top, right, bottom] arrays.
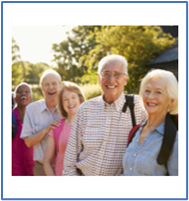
[[21, 69, 62, 176], [63, 54, 147, 176]]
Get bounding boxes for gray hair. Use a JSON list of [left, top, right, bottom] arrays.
[[39, 69, 61, 87], [98, 54, 128, 74], [14, 82, 32, 95], [139, 69, 178, 115]]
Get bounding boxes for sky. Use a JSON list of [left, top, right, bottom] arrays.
[[12, 25, 76, 66]]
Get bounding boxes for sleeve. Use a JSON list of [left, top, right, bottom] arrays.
[[20, 107, 35, 138], [167, 132, 178, 176], [63, 106, 84, 176]]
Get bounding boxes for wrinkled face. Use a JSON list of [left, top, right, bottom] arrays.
[[62, 89, 81, 117], [142, 77, 173, 116], [41, 73, 60, 103], [14, 85, 32, 107], [98, 61, 127, 104]]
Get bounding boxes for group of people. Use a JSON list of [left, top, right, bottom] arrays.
[[12, 54, 178, 176]]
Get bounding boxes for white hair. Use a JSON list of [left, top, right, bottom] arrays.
[[39, 69, 61, 87], [98, 54, 128, 74], [14, 82, 32, 95], [139, 69, 178, 115]]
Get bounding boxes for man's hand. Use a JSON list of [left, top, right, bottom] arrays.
[[45, 119, 61, 134]]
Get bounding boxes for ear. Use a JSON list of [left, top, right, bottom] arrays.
[[168, 98, 174, 112], [124, 74, 128, 86], [98, 74, 101, 85]]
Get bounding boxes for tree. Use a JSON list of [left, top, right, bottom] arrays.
[[12, 38, 21, 63], [52, 26, 101, 83], [81, 26, 176, 93]]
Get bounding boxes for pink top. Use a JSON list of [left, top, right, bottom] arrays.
[[49, 121, 72, 176], [12, 108, 35, 176]]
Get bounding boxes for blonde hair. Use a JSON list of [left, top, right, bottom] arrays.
[[57, 81, 85, 118], [139, 69, 178, 115], [98, 54, 128, 74]]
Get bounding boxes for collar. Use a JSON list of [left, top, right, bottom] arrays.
[[140, 120, 165, 135], [101, 92, 125, 112], [40, 100, 58, 113]]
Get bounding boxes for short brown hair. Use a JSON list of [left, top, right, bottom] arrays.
[[57, 81, 85, 118]]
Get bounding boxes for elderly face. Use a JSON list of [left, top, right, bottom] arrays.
[[41, 73, 60, 103], [62, 89, 81, 118], [14, 84, 32, 107], [142, 77, 173, 116], [98, 61, 128, 104]]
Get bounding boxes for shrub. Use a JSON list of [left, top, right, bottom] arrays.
[[79, 84, 102, 100]]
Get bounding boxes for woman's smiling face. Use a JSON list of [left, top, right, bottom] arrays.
[[142, 77, 173, 116]]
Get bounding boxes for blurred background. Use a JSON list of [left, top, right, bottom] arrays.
[[12, 25, 178, 101]]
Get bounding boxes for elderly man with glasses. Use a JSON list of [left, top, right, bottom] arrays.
[[63, 54, 147, 176]]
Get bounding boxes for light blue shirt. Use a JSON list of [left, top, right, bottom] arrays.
[[20, 99, 61, 161], [122, 120, 178, 176]]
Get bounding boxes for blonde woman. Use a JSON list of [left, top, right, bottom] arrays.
[[44, 81, 85, 176]]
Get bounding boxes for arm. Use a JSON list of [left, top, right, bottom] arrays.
[[63, 108, 83, 176], [43, 135, 56, 176], [21, 108, 61, 148]]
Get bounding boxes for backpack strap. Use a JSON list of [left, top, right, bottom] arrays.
[[127, 124, 141, 147], [157, 113, 177, 166], [122, 95, 136, 127]]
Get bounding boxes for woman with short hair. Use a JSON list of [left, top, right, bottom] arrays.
[[12, 83, 35, 176], [122, 69, 178, 176]]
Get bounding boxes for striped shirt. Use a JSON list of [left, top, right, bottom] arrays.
[[63, 92, 147, 176]]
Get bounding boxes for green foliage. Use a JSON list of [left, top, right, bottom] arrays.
[[82, 26, 176, 93], [12, 38, 21, 63], [80, 84, 102, 100], [30, 85, 44, 102], [12, 26, 177, 96]]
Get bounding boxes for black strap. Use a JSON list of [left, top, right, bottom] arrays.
[[122, 95, 136, 127], [157, 113, 177, 165]]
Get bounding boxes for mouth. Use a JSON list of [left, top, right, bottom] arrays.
[[48, 92, 56, 95], [68, 105, 76, 109], [106, 85, 117, 89], [147, 102, 158, 107], [21, 96, 27, 100]]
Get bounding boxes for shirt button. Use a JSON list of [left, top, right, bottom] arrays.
[[134, 153, 136, 156], [130, 168, 132, 171], [136, 139, 139, 142]]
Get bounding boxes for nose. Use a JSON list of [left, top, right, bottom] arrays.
[[148, 92, 154, 99], [49, 84, 53, 89], [108, 74, 115, 81]]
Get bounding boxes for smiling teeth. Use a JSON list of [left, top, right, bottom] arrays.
[[68, 106, 75, 108], [148, 103, 157, 106], [107, 86, 116, 89], [21, 96, 26, 100]]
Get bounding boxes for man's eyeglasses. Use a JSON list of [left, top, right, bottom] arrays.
[[100, 71, 126, 79]]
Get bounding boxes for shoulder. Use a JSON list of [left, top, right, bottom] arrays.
[[78, 96, 102, 111], [26, 99, 45, 111]]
